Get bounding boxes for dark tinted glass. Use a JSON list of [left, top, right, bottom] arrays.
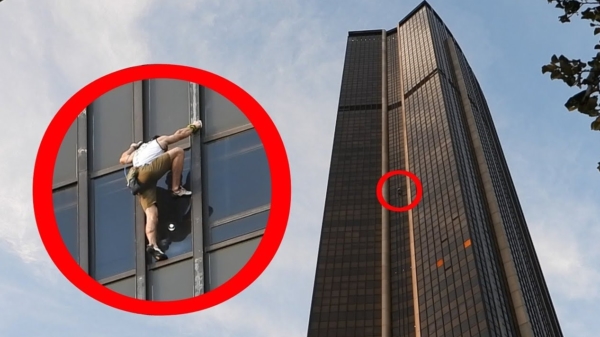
[[205, 129, 270, 225], [153, 150, 192, 259], [203, 88, 250, 138], [207, 237, 260, 290], [89, 83, 134, 171], [54, 120, 77, 185], [210, 210, 269, 245], [148, 258, 193, 301], [105, 276, 135, 298], [308, 33, 383, 335], [146, 79, 189, 148], [53, 186, 78, 261], [92, 171, 135, 280]]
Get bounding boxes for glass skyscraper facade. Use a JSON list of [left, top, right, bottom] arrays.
[[307, 2, 562, 337], [52, 79, 271, 301]]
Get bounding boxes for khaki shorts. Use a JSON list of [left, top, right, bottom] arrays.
[[136, 153, 172, 211]]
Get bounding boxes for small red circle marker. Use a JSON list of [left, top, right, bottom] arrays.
[[376, 170, 423, 212]]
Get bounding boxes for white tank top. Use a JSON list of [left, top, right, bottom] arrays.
[[133, 140, 165, 167]]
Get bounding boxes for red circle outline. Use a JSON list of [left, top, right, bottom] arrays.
[[376, 170, 423, 212], [32, 64, 291, 315]]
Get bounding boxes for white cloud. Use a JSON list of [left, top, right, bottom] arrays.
[[0, 0, 156, 266], [517, 176, 600, 300]]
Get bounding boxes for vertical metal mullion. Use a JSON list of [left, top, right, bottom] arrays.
[[380, 30, 392, 337], [133, 81, 146, 299], [398, 22, 421, 337], [77, 110, 89, 273], [190, 83, 205, 296]]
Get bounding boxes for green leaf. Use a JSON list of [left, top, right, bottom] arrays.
[[591, 117, 600, 130], [586, 95, 599, 109], [563, 64, 574, 76], [560, 15, 571, 23], [552, 55, 559, 63], [594, 27, 600, 35], [564, 0, 582, 14], [582, 8, 595, 20], [542, 64, 557, 73], [565, 90, 587, 111], [578, 95, 600, 116], [551, 69, 563, 80], [565, 77, 577, 86]]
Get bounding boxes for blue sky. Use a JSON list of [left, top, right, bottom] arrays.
[[0, 0, 597, 336]]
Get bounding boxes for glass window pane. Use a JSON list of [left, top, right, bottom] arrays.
[[149, 258, 193, 301], [210, 210, 269, 245], [153, 150, 192, 260], [207, 236, 261, 290], [54, 120, 77, 185], [105, 277, 135, 298], [89, 83, 134, 171], [53, 186, 78, 261], [203, 88, 250, 138], [92, 171, 135, 280], [146, 79, 189, 148], [205, 129, 270, 225]]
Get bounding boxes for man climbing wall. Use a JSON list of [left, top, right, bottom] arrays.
[[119, 120, 202, 261]]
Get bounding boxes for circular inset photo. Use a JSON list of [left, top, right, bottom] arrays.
[[33, 64, 291, 315]]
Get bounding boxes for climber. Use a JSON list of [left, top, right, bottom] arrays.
[[119, 120, 202, 261]]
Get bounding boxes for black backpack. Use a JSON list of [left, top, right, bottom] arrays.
[[125, 167, 143, 195]]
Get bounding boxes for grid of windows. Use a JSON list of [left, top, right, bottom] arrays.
[[307, 31, 383, 337], [203, 120, 271, 291], [398, 7, 437, 96], [401, 16, 467, 337], [450, 25, 562, 337], [386, 31, 415, 337], [308, 3, 562, 337], [52, 79, 269, 300], [447, 74, 516, 337], [340, 34, 383, 107], [404, 74, 487, 337], [429, 12, 517, 335]]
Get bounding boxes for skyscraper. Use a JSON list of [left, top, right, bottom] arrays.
[[307, 2, 562, 337]]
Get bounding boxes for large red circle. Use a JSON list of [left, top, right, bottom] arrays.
[[32, 64, 291, 315], [376, 170, 423, 212]]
